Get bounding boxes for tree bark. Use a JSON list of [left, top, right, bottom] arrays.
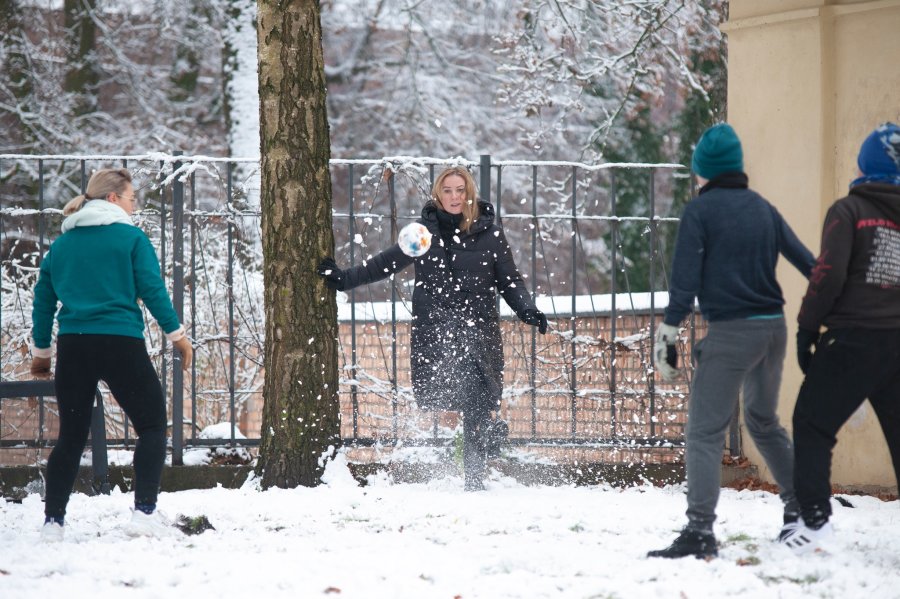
[[256, 0, 340, 488]]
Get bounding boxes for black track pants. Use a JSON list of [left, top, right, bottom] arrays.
[[793, 328, 900, 523]]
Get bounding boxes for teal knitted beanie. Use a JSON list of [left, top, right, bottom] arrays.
[[691, 123, 744, 180]]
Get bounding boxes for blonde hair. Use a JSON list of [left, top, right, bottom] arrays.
[[432, 167, 480, 232], [63, 168, 133, 216]]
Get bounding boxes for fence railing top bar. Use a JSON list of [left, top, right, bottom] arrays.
[[330, 156, 478, 167], [0, 153, 261, 164], [491, 160, 686, 170], [0, 154, 687, 171]]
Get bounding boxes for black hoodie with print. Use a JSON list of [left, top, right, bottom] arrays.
[[799, 182, 900, 330]]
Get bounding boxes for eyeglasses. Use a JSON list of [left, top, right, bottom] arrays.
[[117, 193, 136, 202]]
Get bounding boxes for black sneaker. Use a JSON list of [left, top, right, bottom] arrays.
[[483, 418, 509, 459], [647, 528, 718, 559]]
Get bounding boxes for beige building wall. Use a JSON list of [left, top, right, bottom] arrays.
[[722, 0, 900, 491]]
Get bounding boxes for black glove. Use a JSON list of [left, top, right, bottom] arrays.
[[796, 328, 819, 374], [316, 257, 346, 291], [519, 309, 548, 334]]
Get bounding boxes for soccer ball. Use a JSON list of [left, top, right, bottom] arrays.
[[397, 222, 433, 257]]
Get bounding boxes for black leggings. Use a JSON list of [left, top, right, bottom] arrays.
[[45, 334, 167, 518]]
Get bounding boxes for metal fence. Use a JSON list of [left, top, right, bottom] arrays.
[[0, 153, 712, 466]]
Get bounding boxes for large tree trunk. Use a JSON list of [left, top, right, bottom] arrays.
[[256, 0, 340, 488]]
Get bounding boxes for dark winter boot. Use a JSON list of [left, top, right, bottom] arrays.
[[483, 418, 509, 459], [462, 409, 487, 492], [463, 442, 486, 492], [647, 527, 718, 559]]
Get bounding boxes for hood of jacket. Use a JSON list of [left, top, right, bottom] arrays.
[[849, 182, 900, 223], [61, 199, 134, 233]]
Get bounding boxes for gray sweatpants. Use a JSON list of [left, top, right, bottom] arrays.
[[685, 317, 799, 531]]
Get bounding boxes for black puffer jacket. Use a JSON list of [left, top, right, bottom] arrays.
[[342, 201, 536, 411]]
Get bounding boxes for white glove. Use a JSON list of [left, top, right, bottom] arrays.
[[654, 323, 680, 381]]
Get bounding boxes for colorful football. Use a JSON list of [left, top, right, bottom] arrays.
[[397, 222, 433, 257]]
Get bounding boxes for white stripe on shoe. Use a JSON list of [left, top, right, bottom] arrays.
[[779, 520, 834, 554]]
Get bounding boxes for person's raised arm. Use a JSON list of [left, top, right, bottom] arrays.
[[317, 244, 414, 291]]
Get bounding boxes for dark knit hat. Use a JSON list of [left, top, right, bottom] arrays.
[[857, 122, 900, 177], [691, 123, 744, 180]]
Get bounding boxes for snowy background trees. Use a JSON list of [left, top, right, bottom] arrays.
[[2, 0, 726, 161], [323, 0, 727, 163]]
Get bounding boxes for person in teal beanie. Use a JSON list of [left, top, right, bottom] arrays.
[[648, 123, 815, 559], [30, 168, 192, 542]]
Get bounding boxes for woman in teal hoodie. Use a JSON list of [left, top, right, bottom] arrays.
[[30, 168, 192, 541]]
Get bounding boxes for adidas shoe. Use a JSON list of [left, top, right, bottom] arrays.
[[125, 509, 176, 538], [647, 528, 718, 559], [778, 520, 834, 554], [777, 512, 801, 542], [39, 521, 64, 543]]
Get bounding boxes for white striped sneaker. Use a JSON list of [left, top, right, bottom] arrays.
[[779, 520, 834, 554], [125, 509, 175, 538]]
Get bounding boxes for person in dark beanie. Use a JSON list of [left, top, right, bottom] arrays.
[[317, 167, 547, 492], [648, 123, 816, 559], [781, 123, 900, 553], [30, 168, 192, 542]]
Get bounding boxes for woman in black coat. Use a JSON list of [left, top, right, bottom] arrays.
[[318, 166, 547, 490]]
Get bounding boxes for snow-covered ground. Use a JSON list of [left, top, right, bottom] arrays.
[[1, 456, 898, 599]]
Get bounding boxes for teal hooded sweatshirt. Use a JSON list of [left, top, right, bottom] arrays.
[[31, 200, 181, 349]]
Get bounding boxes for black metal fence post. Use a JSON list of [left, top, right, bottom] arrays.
[[570, 166, 578, 439], [389, 171, 398, 442], [609, 170, 618, 441], [171, 151, 185, 465], [190, 172, 198, 444], [227, 162, 236, 445], [530, 165, 538, 440], [158, 158, 168, 450], [479, 155, 491, 204], [648, 168, 657, 440], [348, 164, 359, 441]]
